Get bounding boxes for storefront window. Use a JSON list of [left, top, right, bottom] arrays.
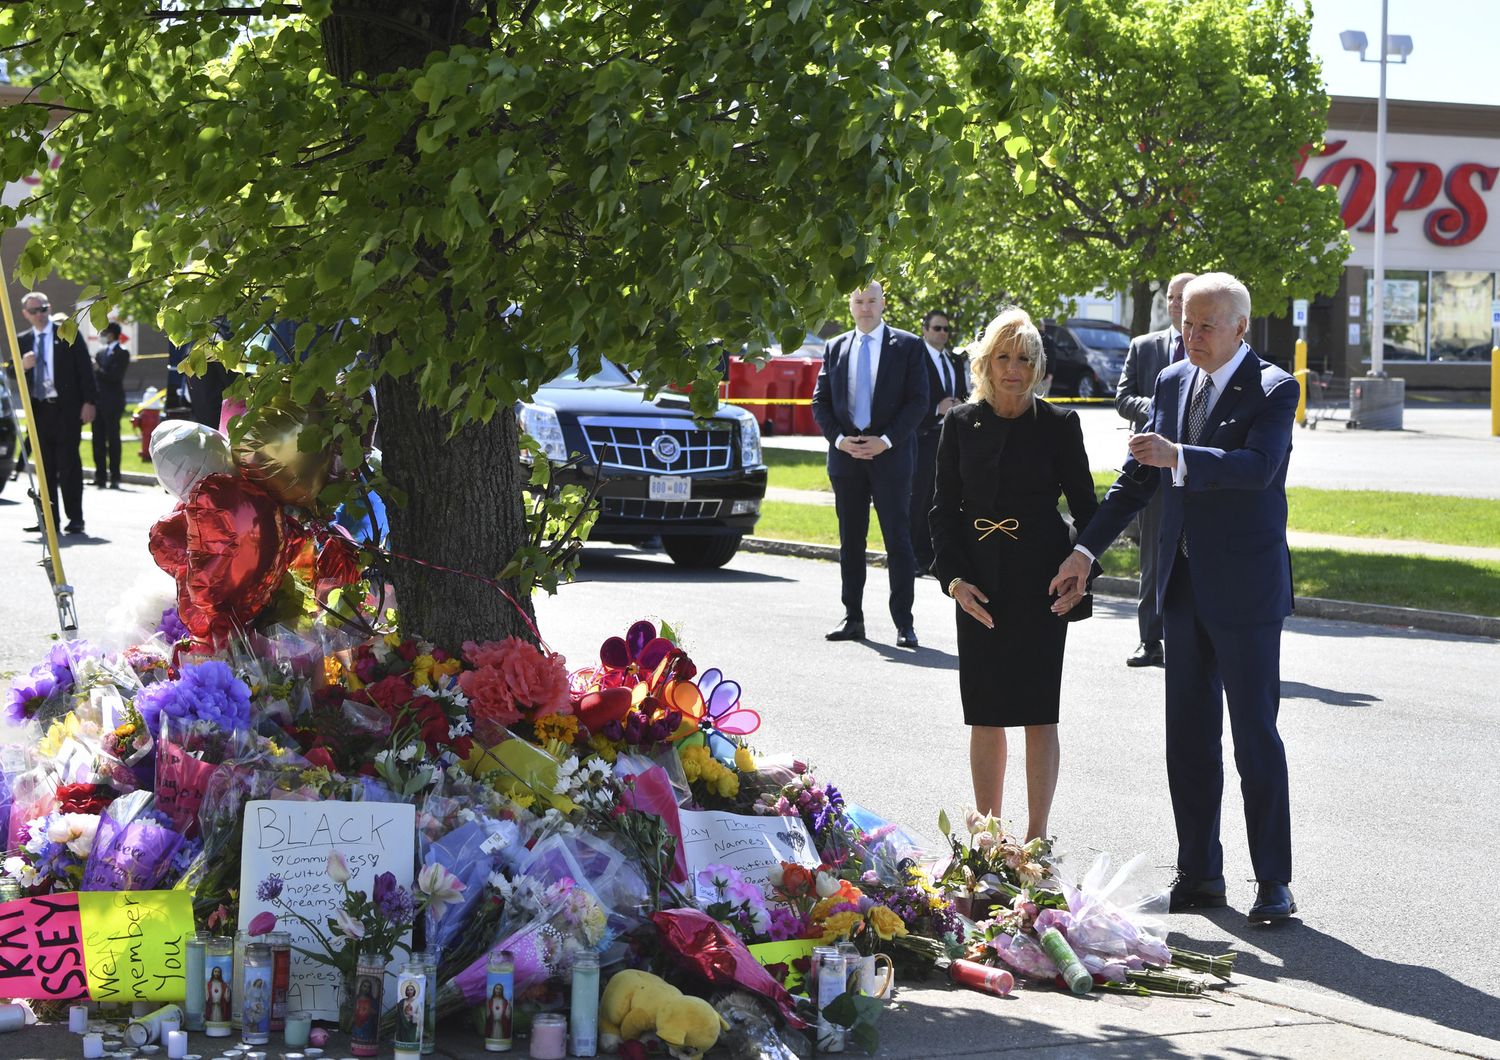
[[1429, 270, 1496, 362], [1364, 271, 1427, 362]]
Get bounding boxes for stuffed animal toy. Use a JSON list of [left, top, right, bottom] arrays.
[[600, 969, 728, 1059]]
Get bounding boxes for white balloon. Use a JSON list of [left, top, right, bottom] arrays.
[[149, 419, 235, 500]]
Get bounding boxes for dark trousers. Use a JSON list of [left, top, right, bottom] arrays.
[[831, 445, 917, 628], [32, 399, 85, 524], [1162, 559, 1291, 883], [908, 427, 940, 573], [1136, 492, 1164, 645], [91, 401, 123, 483]]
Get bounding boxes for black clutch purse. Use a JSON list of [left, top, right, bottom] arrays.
[[1061, 593, 1093, 622]]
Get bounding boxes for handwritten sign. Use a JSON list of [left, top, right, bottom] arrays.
[[677, 809, 818, 901], [78, 891, 193, 1002], [0, 891, 191, 1001], [238, 800, 415, 1022], [155, 738, 217, 837]]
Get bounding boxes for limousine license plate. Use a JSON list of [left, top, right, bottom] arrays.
[[649, 475, 691, 501]]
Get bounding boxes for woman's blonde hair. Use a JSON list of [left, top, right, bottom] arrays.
[[969, 308, 1046, 405]]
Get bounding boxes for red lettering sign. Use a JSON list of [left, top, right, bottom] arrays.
[[1300, 139, 1498, 246], [0, 894, 90, 1000]]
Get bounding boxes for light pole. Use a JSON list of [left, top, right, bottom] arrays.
[[1340, 7, 1412, 380]]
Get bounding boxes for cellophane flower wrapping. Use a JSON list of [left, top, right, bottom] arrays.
[[80, 789, 187, 891]]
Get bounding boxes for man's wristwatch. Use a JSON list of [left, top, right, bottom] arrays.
[[947, 577, 964, 597]]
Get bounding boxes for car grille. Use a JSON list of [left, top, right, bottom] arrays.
[[580, 417, 733, 472], [600, 498, 722, 521]]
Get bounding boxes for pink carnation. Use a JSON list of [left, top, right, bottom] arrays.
[[463, 637, 572, 720], [458, 666, 523, 732], [463, 638, 515, 669]]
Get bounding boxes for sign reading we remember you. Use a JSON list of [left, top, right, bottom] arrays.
[[677, 809, 818, 901], [0, 890, 193, 1001], [237, 800, 416, 1022]]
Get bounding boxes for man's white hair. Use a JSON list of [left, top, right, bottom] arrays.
[[1184, 272, 1251, 322]]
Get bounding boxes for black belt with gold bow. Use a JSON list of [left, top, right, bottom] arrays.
[[973, 517, 1020, 541]]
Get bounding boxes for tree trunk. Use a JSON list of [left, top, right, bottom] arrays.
[[321, 4, 530, 651], [375, 374, 536, 651], [1130, 277, 1155, 337]]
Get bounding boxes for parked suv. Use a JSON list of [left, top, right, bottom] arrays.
[[1043, 319, 1131, 398], [517, 355, 767, 569]]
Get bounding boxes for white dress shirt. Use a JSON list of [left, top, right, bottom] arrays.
[[1073, 342, 1253, 564], [1171, 341, 1251, 485], [836, 324, 891, 447], [925, 341, 954, 411]]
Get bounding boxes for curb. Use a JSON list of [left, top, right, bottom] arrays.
[[741, 537, 1500, 641], [1231, 974, 1500, 1060]]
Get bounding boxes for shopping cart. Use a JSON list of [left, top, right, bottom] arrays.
[[1302, 370, 1349, 429]]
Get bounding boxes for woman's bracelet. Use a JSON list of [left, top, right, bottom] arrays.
[[947, 577, 964, 597]]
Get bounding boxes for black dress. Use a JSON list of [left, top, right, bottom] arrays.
[[929, 400, 1099, 727]]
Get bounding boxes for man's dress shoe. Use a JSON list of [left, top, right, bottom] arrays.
[[64, 521, 86, 535], [896, 627, 919, 649], [1127, 641, 1165, 667], [1168, 872, 1228, 912], [1248, 882, 1297, 922], [825, 618, 865, 641]]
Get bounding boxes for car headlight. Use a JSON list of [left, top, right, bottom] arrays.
[[738, 412, 762, 468], [517, 404, 567, 463]]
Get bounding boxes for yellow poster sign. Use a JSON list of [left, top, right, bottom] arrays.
[[77, 890, 194, 1002]]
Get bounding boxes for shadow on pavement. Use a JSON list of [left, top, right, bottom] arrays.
[[58, 534, 113, 548], [857, 639, 959, 669], [1175, 915, 1500, 1041], [884, 993, 1213, 1058], [1278, 681, 1380, 708], [575, 548, 795, 584]]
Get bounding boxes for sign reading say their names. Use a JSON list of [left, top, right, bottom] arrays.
[[677, 809, 819, 902], [237, 800, 415, 1022]]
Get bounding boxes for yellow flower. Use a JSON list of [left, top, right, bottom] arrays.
[[411, 654, 438, 688], [324, 655, 345, 686], [535, 714, 580, 746], [819, 911, 862, 943], [714, 770, 740, 798], [384, 632, 403, 649], [868, 906, 908, 941], [734, 745, 756, 773], [587, 734, 620, 764]]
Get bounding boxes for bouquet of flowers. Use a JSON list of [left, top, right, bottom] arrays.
[[936, 808, 1055, 912]]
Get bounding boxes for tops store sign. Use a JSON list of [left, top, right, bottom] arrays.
[[1299, 131, 1500, 272]]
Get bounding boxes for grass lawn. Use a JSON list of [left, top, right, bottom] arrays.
[[78, 413, 153, 477], [749, 501, 1500, 615], [764, 456, 1500, 550]]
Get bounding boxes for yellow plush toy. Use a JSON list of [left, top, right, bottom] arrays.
[[599, 969, 727, 1059]]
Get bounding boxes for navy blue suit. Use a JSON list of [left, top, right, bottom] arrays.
[[812, 326, 929, 628], [1077, 348, 1297, 884]]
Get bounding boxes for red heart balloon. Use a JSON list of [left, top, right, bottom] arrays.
[[574, 686, 634, 731], [149, 474, 292, 644]]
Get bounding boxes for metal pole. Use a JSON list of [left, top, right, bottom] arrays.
[[1371, 0, 1389, 378], [1491, 325, 1499, 438], [1295, 329, 1308, 426]]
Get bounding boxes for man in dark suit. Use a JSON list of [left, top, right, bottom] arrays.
[[812, 282, 929, 648], [16, 291, 97, 534], [909, 309, 969, 575], [1114, 272, 1195, 668], [92, 322, 131, 489], [1050, 273, 1298, 923]]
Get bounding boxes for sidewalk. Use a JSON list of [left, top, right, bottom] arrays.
[[14, 974, 1498, 1059]]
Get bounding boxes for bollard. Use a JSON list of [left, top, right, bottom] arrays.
[[1295, 339, 1308, 426], [1492, 349, 1500, 438]]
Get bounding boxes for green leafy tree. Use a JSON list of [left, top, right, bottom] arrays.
[[896, 0, 1348, 336], [1, 0, 1044, 647]]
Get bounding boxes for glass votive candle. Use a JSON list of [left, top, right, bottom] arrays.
[[70, 1005, 91, 1034], [83, 1033, 105, 1059], [282, 1011, 312, 1047], [528, 1013, 567, 1060], [166, 1030, 188, 1059]]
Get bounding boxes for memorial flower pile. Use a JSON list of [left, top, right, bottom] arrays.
[[0, 424, 1234, 1049]]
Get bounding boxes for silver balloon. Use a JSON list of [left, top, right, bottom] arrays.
[[149, 419, 235, 500]]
